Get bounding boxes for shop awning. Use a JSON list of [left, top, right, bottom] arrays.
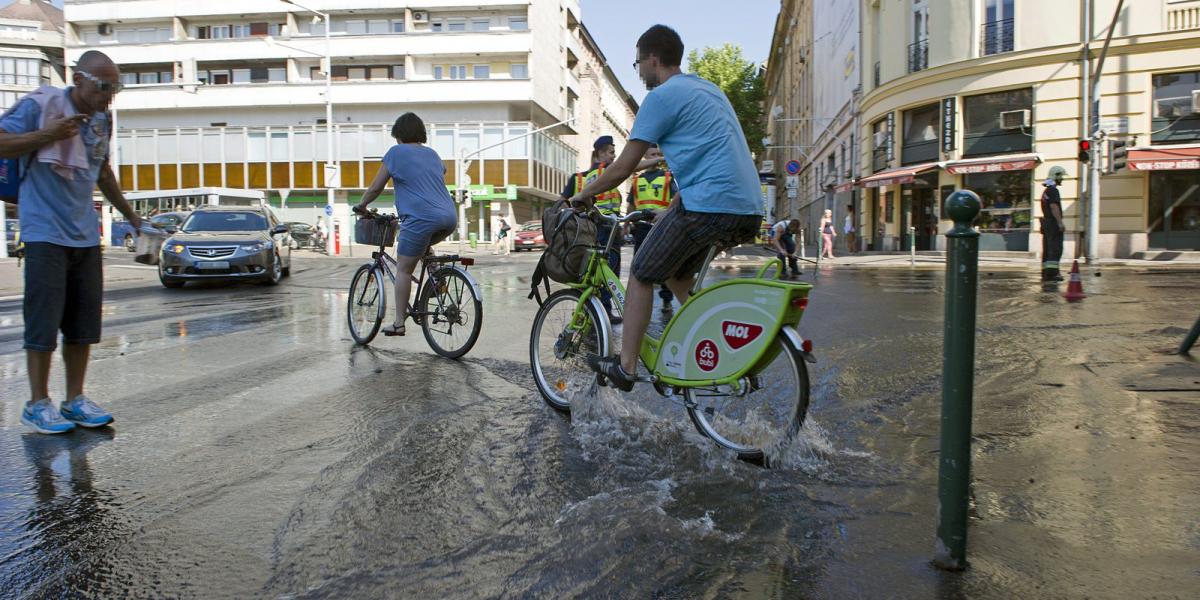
[[942, 153, 1041, 174], [858, 163, 939, 188], [833, 180, 857, 194], [1128, 146, 1200, 171]]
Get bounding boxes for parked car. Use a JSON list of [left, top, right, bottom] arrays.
[[111, 211, 189, 251], [513, 221, 545, 251], [5, 220, 17, 256], [157, 206, 291, 288], [285, 222, 317, 249]]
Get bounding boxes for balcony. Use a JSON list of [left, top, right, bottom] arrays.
[[980, 18, 1014, 56], [1166, 0, 1200, 31], [65, 0, 527, 22], [907, 39, 928, 73]]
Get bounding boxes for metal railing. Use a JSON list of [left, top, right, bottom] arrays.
[[980, 18, 1014, 55], [908, 39, 929, 73]]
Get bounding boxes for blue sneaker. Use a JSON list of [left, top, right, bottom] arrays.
[[21, 399, 76, 434], [60, 395, 114, 428]]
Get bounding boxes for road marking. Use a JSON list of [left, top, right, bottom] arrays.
[[0, 294, 21, 301], [109, 265, 157, 271]]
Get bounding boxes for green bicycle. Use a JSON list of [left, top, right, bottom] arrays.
[[529, 210, 815, 463]]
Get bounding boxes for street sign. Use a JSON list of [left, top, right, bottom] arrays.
[[761, 159, 775, 173], [1099, 117, 1129, 135], [786, 187, 798, 199], [324, 205, 333, 217], [785, 160, 801, 175], [785, 175, 798, 189]]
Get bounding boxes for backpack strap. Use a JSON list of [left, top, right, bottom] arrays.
[[528, 254, 553, 306]]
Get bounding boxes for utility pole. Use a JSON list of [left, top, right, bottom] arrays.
[[1085, 0, 1126, 263]]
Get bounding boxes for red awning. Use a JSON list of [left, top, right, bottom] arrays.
[[833, 181, 856, 193], [943, 153, 1041, 174], [858, 163, 939, 188], [1128, 146, 1200, 171]]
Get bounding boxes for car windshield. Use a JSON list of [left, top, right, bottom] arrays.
[[520, 222, 541, 232], [182, 212, 268, 233], [290, 224, 312, 232]]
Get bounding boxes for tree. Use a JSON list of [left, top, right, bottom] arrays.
[[687, 44, 766, 155]]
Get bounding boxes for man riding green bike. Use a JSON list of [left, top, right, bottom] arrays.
[[569, 24, 765, 392]]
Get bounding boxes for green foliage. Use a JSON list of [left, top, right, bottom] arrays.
[[687, 44, 766, 155]]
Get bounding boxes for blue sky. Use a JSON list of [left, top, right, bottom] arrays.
[[579, 0, 780, 104]]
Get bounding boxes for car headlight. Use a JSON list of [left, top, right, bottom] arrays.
[[241, 242, 271, 252], [163, 244, 185, 254]]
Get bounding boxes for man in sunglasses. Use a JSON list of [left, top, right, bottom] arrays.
[[0, 50, 143, 434]]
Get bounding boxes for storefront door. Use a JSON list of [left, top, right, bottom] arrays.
[[913, 187, 937, 250], [1149, 171, 1200, 250]]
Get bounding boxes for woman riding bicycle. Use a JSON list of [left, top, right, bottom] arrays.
[[354, 112, 457, 337]]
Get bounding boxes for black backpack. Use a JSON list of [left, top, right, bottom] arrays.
[[528, 200, 597, 304]]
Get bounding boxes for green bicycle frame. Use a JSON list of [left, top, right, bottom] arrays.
[[567, 246, 812, 390]]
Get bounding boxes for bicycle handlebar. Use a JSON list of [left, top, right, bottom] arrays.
[[573, 204, 656, 226]]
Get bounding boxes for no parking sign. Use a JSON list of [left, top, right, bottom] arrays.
[[785, 160, 801, 175]]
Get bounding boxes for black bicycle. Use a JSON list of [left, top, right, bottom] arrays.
[[346, 207, 483, 359]]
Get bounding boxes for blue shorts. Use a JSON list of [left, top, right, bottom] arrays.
[[23, 242, 103, 351], [396, 217, 455, 257]]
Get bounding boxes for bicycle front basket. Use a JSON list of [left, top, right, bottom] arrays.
[[355, 217, 398, 247]]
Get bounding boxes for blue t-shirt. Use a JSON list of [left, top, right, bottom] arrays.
[[382, 143, 456, 226], [629, 74, 764, 216], [0, 89, 110, 247]]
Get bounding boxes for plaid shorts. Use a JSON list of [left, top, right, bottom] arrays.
[[630, 203, 762, 284]]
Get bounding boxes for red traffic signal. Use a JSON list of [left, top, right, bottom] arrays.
[[1077, 140, 1092, 163]]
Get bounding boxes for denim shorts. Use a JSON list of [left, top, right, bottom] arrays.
[[396, 217, 455, 258], [23, 242, 103, 351]]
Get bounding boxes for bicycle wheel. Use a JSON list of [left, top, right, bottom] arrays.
[[418, 267, 483, 359], [530, 288, 608, 413], [347, 264, 386, 345], [685, 334, 810, 464]]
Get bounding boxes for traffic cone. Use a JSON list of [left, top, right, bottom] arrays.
[[1063, 260, 1087, 302]]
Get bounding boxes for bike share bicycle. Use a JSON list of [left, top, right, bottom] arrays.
[[346, 206, 483, 359], [529, 208, 815, 464]]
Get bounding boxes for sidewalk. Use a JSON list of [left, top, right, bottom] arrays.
[[728, 243, 1200, 268]]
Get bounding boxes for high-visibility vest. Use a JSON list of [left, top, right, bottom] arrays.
[[631, 170, 673, 211], [576, 163, 622, 216]]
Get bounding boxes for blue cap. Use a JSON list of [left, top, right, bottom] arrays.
[[593, 135, 614, 150]]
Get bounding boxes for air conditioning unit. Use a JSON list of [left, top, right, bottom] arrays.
[[1156, 99, 1184, 119], [412, 11, 429, 23], [1192, 90, 1200, 114], [999, 109, 1031, 130], [98, 23, 114, 36]]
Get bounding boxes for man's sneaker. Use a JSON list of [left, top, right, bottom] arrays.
[[60, 395, 114, 428], [21, 399, 75, 434], [586, 354, 636, 392]]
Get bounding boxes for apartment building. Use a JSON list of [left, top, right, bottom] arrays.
[[63, 0, 627, 245], [0, 0, 64, 111], [565, 23, 638, 173], [767, 0, 1200, 257]]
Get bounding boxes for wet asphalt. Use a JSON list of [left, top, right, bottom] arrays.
[[0, 250, 1197, 599]]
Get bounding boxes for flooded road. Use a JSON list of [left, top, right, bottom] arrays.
[[1, 254, 1197, 598]]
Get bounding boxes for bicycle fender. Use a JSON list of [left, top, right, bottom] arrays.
[[781, 326, 816, 363]]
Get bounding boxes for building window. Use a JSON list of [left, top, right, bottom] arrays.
[[140, 71, 160, 84], [392, 65, 406, 80], [268, 68, 286, 83], [310, 67, 325, 81], [348, 67, 367, 81], [909, 0, 929, 72], [473, 65, 490, 79], [981, 0, 1015, 55], [119, 72, 138, 86], [510, 63, 528, 78], [431, 22, 443, 32], [962, 88, 1033, 157], [211, 25, 231, 39], [369, 66, 389, 80], [509, 16, 528, 31], [231, 24, 251, 38], [450, 65, 467, 80], [1152, 70, 1200, 144], [392, 20, 406, 33], [232, 69, 251, 83], [901, 103, 939, 165], [345, 20, 367, 35], [250, 22, 269, 36], [871, 118, 889, 172], [472, 18, 490, 32], [963, 170, 1032, 250], [447, 19, 466, 32], [434, 66, 443, 79], [367, 19, 389, 34], [1148, 171, 1200, 250], [0, 58, 42, 85]]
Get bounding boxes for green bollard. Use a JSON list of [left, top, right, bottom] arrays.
[[934, 190, 981, 571], [468, 232, 477, 249]]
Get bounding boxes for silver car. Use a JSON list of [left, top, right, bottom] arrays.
[[158, 206, 292, 288]]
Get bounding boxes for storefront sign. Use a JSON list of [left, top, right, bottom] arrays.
[[1129, 159, 1200, 171], [945, 159, 1039, 174], [941, 97, 956, 153], [885, 112, 895, 162]]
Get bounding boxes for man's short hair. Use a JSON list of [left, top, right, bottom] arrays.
[[637, 25, 684, 68], [391, 112, 427, 143]]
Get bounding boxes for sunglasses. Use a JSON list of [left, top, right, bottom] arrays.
[[78, 70, 123, 93]]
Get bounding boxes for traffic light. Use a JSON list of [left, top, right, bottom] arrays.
[[462, 188, 473, 209], [1107, 139, 1128, 173], [1077, 139, 1092, 163]]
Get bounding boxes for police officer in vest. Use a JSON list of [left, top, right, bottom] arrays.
[[560, 135, 625, 323], [626, 144, 678, 312]]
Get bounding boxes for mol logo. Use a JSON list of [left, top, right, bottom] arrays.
[[721, 321, 764, 350]]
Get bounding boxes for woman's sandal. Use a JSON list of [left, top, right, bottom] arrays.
[[382, 323, 406, 336]]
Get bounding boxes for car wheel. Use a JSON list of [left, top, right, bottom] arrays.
[[262, 253, 283, 286], [124, 234, 135, 252]]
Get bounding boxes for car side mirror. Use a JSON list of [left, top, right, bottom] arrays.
[[164, 225, 178, 234], [272, 224, 288, 235]]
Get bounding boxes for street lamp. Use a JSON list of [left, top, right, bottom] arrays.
[[280, 0, 336, 256]]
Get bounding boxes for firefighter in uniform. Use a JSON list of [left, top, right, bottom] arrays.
[[626, 144, 678, 312], [560, 135, 625, 322]]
